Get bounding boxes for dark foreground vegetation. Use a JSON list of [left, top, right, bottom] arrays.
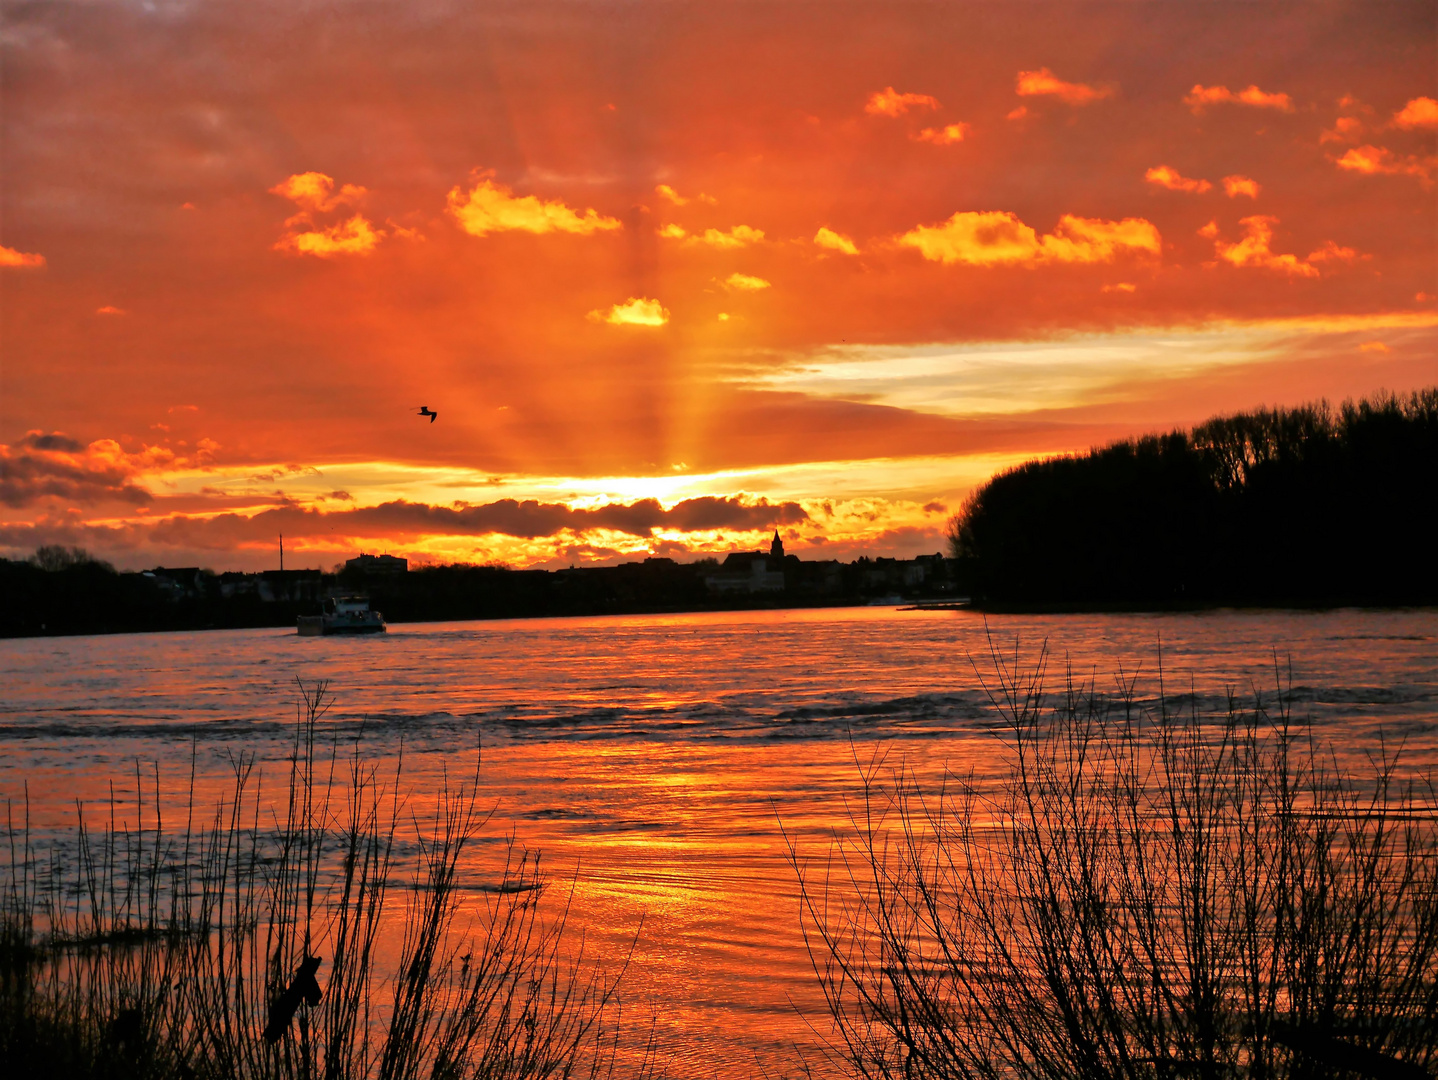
[[949, 389, 1438, 606], [795, 647, 1438, 1079], [1, 683, 657, 1080]]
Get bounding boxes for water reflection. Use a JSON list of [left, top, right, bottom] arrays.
[[2, 607, 1435, 1075]]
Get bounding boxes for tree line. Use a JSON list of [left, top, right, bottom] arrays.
[[947, 388, 1438, 606]]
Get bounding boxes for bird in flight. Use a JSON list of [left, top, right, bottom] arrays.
[[417, 406, 437, 423]]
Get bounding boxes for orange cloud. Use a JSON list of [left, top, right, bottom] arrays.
[[1359, 341, 1390, 353], [1102, 282, 1137, 293], [813, 227, 859, 255], [0, 244, 46, 267], [1320, 116, 1364, 144], [1307, 240, 1359, 263], [1006, 106, 1029, 121], [865, 87, 940, 117], [0, 430, 218, 508], [1198, 220, 1220, 238], [447, 173, 622, 237], [589, 297, 669, 326], [270, 171, 366, 213], [1392, 96, 1438, 129], [1222, 175, 1261, 198], [96, 305, 126, 315], [657, 223, 687, 239], [1184, 84, 1294, 113], [1015, 68, 1111, 105], [685, 225, 764, 249], [898, 210, 1159, 267], [1334, 145, 1434, 182], [723, 273, 771, 291], [270, 171, 383, 256], [276, 214, 384, 257], [1145, 165, 1212, 193], [1213, 216, 1318, 277], [655, 183, 716, 206], [914, 123, 970, 145]]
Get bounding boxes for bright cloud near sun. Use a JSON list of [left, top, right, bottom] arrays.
[[1015, 67, 1111, 105], [590, 297, 670, 326], [898, 211, 1160, 266], [864, 87, 940, 116], [447, 173, 623, 237], [813, 227, 859, 255], [1145, 165, 1211, 193]]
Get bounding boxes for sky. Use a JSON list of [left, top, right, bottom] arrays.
[[2, 0, 1435, 572]]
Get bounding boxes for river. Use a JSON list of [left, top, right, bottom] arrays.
[[2, 606, 1435, 1075]]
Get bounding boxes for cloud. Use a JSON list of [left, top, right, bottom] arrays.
[[657, 223, 687, 239], [1359, 341, 1390, 353], [914, 123, 970, 145], [1102, 282, 1137, 293], [270, 172, 366, 213], [655, 184, 715, 206], [447, 173, 622, 237], [0, 431, 161, 508], [685, 225, 764, 249], [1015, 68, 1111, 105], [1392, 96, 1438, 129], [723, 273, 771, 291], [96, 305, 127, 315], [275, 215, 384, 257], [1307, 240, 1359, 263], [131, 495, 812, 547], [898, 210, 1160, 267], [0, 245, 46, 268], [1184, 84, 1294, 113], [1145, 165, 1211, 193], [1321, 116, 1364, 144], [813, 227, 859, 255], [1006, 106, 1029, 121], [1222, 175, 1261, 198], [865, 87, 940, 117], [1334, 145, 1434, 182], [1212, 216, 1318, 277], [589, 297, 669, 326], [270, 172, 383, 256]]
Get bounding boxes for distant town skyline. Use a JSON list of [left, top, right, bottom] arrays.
[[2, 2, 1435, 571]]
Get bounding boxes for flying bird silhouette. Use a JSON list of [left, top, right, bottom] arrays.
[[417, 406, 437, 423]]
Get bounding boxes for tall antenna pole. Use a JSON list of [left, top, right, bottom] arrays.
[[280, 533, 284, 572]]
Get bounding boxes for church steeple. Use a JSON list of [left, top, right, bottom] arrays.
[[769, 529, 785, 558]]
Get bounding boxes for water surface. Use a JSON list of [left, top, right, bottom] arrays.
[[3, 607, 1436, 1075]]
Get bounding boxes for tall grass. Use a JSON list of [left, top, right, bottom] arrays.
[[1, 681, 655, 1080], [793, 644, 1438, 1080]]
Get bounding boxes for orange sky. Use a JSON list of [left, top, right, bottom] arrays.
[[2, 1, 1435, 571]]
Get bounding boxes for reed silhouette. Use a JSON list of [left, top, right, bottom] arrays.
[[1, 681, 658, 1080], [791, 643, 1438, 1079]]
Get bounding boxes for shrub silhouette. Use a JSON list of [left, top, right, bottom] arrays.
[[792, 645, 1438, 1079]]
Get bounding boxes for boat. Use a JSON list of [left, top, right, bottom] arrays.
[[297, 596, 387, 636]]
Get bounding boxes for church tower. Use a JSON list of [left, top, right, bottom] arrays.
[[769, 529, 785, 558]]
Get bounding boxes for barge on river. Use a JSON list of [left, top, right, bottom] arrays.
[[297, 596, 387, 636]]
